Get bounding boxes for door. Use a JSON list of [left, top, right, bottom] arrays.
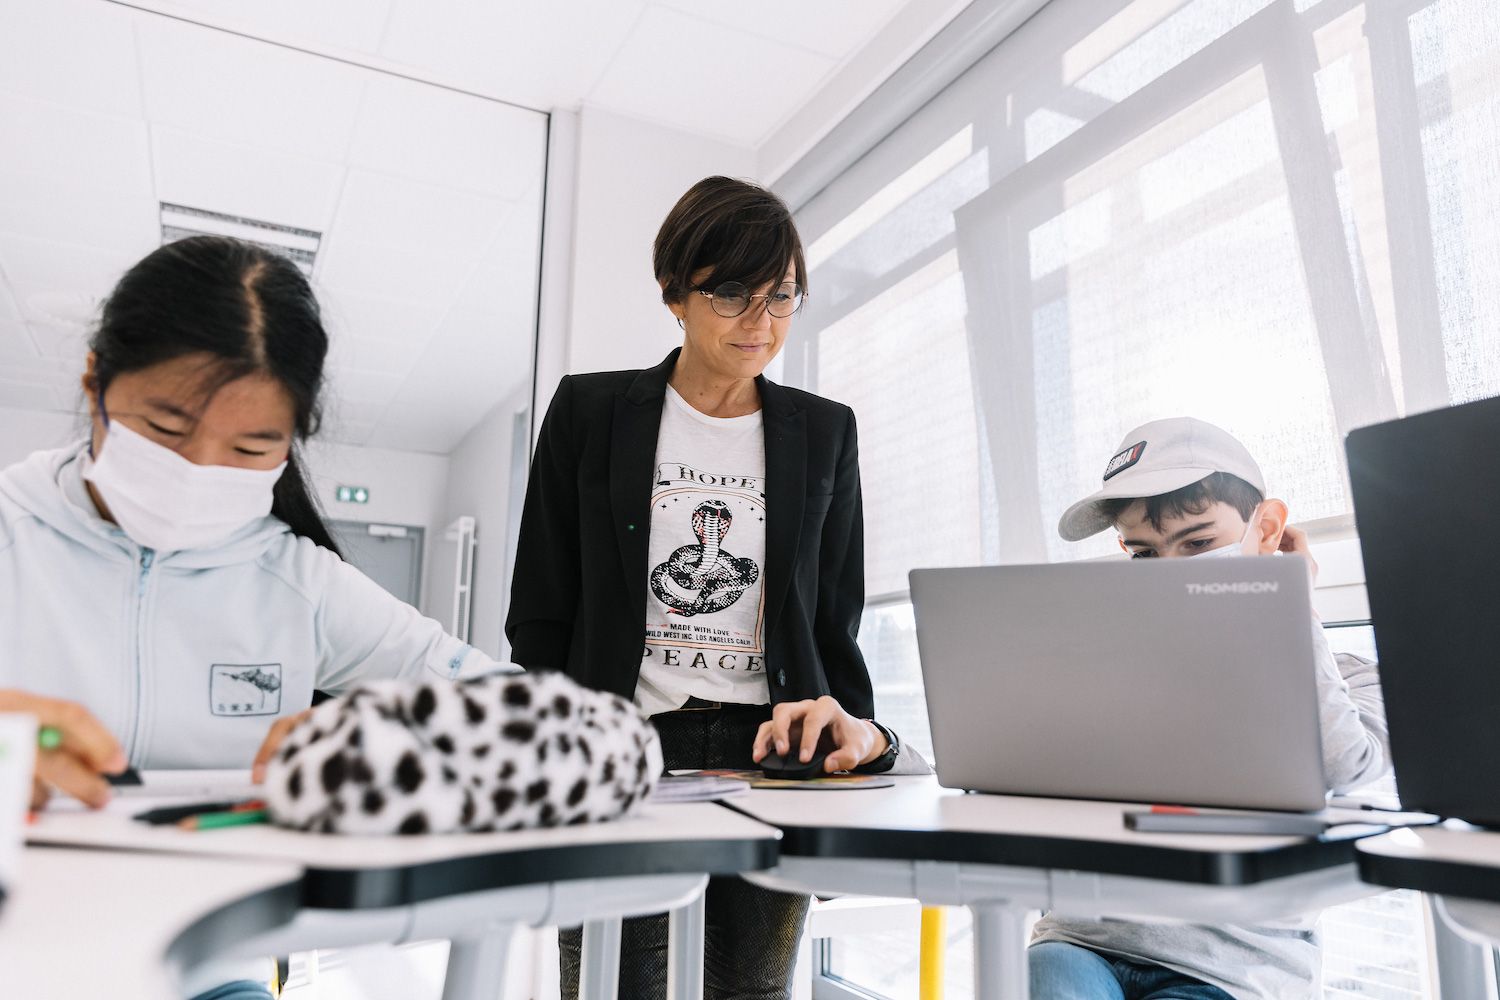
[[329, 520, 425, 608]]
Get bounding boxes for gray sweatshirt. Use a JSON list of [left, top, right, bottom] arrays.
[[1031, 621, 1390, 999]]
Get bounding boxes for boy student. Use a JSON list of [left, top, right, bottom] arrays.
[[1032, 417, 1390, 1000]]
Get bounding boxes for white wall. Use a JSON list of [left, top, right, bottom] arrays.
[[549, 106, 757, 384], [427, 385, 530, 660], [755, 0, 976, 185], [302, 439, 452, 616], [0, 407, 84, 468]]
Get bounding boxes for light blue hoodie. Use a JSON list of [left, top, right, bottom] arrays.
[[0, 442, 502, 770]]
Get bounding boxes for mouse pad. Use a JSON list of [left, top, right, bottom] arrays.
[[692, 769, 895, 790]]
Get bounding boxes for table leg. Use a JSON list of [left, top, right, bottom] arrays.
[[578, 916, 623, 1000], [970, 904, 1029, 1000], [441, 922, 519, 1000], [668, 890, 706, 1000]]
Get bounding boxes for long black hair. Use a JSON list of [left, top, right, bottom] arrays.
[[89, 236, 341, 555]]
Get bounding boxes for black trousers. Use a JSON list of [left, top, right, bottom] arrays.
[[559, 702, 811, 1000]]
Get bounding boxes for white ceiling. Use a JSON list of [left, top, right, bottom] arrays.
[[121, 0, 914, 144], [0, 0, 922, 455]]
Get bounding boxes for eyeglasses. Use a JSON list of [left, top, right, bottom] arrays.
[[695, 281, 806, 319]]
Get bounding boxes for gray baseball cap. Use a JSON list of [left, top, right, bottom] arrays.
[[1057, 417, 1267, 541]]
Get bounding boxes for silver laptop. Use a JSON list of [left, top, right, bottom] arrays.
[[909, 557, 1327, 811]]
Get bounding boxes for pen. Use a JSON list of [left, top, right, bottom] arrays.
[[135, 799, 263, 826], [179, 808, 269, 831]]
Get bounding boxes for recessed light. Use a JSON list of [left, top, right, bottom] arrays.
[[159, 203, 321, 277]]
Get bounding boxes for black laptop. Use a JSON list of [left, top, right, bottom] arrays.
[[1346, 393, 1500, 825]]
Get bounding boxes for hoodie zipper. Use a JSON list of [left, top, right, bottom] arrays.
[[128, 548, 155, 763]]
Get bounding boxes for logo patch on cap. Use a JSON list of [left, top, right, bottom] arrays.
[[1103, 441, 1147, 481]]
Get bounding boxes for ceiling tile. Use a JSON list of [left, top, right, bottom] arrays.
[[323, 293, 438, 375], [322, 417, 378, 447], [377, 0, 648, 109], [136, 15, 366, 164], [125, 0, 396, 56], [369, 303, 531, 453], [328, 170, 507, 254], [325, 368, 406, 406], [0, 320, 79, 381], [0, 235, 134, 330], [0, 95, 156, 255], [314, 240, 470, 306], [368, 401, 474, 455], [0, 319, 32, 359], [588, 5, 838, 144], [0, 375, 60, 411], [348, 75, 547, 200], [26, 319, 91, 364], [0, 93, 152, 195], [0, 0, 142, 118], [0, 275, 21, 323], [652, 0, 906, 60], [320, 397, 388, 431], [151, 126, 346, 234], [51, 385, 88, 414], [0, 172, 158, 258], [448, 201, 545, 317]]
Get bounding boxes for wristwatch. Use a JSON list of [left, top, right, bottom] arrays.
[[859, 718, 900, 773]]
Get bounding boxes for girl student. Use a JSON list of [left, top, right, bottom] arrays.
[[0, 235, 504, 999]]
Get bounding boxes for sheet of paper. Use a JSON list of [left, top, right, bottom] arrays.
[[115, 770, 259, 800], [40, 769, 260, 816]]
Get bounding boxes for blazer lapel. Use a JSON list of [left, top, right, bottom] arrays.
[[760, 375, 806, 642], [610, 351, 677, 625]]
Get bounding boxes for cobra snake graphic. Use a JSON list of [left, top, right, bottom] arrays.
[[649, 499, 760, 617]]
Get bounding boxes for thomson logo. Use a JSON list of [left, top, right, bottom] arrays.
[[1186, 581, 1280, 595]]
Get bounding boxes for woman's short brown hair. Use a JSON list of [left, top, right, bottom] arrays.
[[653, 176, 807, 305]]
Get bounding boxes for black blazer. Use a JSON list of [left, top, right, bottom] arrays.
[[505, 348, 874, 718]]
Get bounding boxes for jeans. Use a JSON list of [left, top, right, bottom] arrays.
[[188, 982, 274, 1000], [558, 874, 810, 1000], [558, 701, 810, 1000], [1029, 942, 1236, 1000]]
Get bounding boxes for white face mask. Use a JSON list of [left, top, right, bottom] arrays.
[[83, 417, 287, 552], [1192, 504, 1262, 559]]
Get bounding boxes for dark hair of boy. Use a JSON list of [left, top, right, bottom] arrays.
[[653, 176, 807, 305], [88, 235, 341, 555], [1098, 471, 1264, 532]]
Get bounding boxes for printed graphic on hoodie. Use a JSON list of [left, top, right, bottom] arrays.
[[210, 663, 283, 716], [643, 462, 765, 670]]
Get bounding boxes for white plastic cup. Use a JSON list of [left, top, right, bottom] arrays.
[[0, 713, 37, 890]]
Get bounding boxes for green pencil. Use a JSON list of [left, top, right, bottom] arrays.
[[178, 808, 269, 831]]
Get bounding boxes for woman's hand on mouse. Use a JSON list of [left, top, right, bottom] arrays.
[[751, 696, 889, 773]]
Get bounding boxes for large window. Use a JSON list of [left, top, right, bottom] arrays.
[[789, 0, 1500, 579], [786, 0, 1499, 995], [788, 0, 1500, 827]]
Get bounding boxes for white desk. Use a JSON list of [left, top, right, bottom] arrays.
[[728, 776, 1386, 1000], [1358, 826, 1500, 947], [0, 846, 301, 1000], [29, 801, 780, 1000]]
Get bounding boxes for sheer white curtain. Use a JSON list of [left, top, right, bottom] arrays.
[[788, 0, 1500, 579], [788, 2, 1496, 994]]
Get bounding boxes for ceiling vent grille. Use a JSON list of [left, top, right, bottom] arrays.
[[159, 203, 321, 276]]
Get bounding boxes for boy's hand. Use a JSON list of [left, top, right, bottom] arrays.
[[252, 709, 313, 784], [0, 690, 127, 810], [1279, 523, 1319, 586], [751, 696, 889, 773]]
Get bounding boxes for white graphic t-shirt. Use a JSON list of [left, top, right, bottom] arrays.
[[635, 385, 769, 717]]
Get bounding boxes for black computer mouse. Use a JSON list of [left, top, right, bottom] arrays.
[[757, 748, 831, 781]]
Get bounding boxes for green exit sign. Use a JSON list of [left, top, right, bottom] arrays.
[[336, 485, 370, 504]]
